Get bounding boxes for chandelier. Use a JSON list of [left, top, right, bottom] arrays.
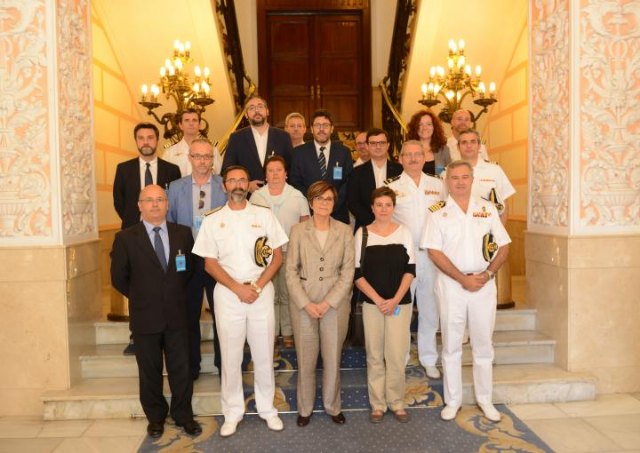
[[418, 39, 497, 124], [139, 40, 214, 143]]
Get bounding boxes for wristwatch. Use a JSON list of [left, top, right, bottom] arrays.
[[485, 269, 495, 280], [250, 281, 262, 294]]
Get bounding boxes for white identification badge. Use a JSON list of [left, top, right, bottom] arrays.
[[333, 163, 343, 180], [193, 215, 203, 233]]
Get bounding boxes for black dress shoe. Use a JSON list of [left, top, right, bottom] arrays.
[[191, 372, 200, 381], [296, 414, 311, 427], [147, 422, 164, 438], [123, 342, 135, 356], [331, 413, 346, 424], [176, 419, 202, 436]]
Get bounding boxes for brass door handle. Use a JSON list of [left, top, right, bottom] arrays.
[[310, 85, 314, 100], [316, 84, 321, 99]]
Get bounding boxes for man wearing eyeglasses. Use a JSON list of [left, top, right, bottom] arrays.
[[111, 184, 202, 439], [222, 95, 293, 193], [193, 165, 287, 437], [163, 109, 222, 177], [353, 131, 370, 167], [289, 109, 354, 224], [385, 140, 445, 380], [347, 128, 402, 231], [167, 138, 228, 380]]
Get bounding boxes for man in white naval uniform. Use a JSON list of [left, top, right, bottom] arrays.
[[163, 109, 222, 177], [422, 160, 510, 422], [446, 109, 489, 161], [192, 165, 287, 437], [445, 129, 515, 225], [385, 140, 445, 379]]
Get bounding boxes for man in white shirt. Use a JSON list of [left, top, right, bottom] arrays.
[[163, 109, 222, 177], [285, 112, 307, 148], [353, 132, 370, 167], [447, 109, 489, 161]]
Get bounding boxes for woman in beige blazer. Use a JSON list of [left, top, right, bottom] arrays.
[[286, 180, 355, 427]]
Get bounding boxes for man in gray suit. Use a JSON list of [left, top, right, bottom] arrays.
[[167, 138, 227, 379]]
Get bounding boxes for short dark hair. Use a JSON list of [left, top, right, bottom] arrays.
[[245, 94, 268, 109], [371, 186, 396, 206], [366, 128, 389, 143], [178, 108, 201, 123], [222, 165, 250, 182], [311, 109, 333, 125], [263, 155, 287, 174], [133, 122, 159, 140], [307, 180, 337, 205]]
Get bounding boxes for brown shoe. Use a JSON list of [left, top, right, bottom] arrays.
[[394, 410, 410, 423], [369, 410, 384, 423], [283, 336, 295, 348]]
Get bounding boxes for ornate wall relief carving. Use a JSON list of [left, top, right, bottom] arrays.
[[580, 0, 640, 228], [530, 0, 571, 228]]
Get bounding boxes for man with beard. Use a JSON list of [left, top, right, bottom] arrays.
[[447, 109, 489, 161], [193, 165, 288, 437], [222, 96, 293, 193], [114, 123, 182, 229], [289, 109, 353, 224]]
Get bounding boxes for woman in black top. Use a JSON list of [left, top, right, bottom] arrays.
[[354, 187, 415, 424]]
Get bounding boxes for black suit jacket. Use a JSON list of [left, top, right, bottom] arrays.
[[113, 158, 181, 229], [222, 125, 293, 181], [289, 141, 354, 224], [110, 222, 194, 335], [348, 160, 403, 231]]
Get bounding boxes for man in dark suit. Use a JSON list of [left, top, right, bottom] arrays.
[[289, 109, 353, 224], [222, 95, 293, 193], [347, 128, 402, 231], [111, 184, 202, 439], [113, 122, 182, 229]]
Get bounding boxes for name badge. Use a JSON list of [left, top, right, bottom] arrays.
[[333, 164, 343, 180], [175, 250, 186, 272], [193, 215, 204, 233]]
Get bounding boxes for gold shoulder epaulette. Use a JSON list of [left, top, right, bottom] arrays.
[[203, 206, 224, 217], [384, 175, 401, 185], [428, 200, 446, 212], [484, 159, 499, 165]]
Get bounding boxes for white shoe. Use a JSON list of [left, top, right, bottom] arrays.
[[478, 403, 501, 422], [440, 404, 460, 421], [425, 366, 441, 379], [219, 420, 239, 437], [264, 415, 284, 432]]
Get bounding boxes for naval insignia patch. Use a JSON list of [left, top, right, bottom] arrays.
[[428, 201, 446, 212], [254, 236, 273, 267]]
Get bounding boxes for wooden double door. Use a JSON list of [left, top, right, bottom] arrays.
[[257, 1, 372, 131]]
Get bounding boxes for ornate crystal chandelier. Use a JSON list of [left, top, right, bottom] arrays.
[[419, 39, 497, 124], [139, 40, 214, 143]]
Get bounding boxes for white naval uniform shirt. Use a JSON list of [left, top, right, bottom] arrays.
[[192, 202, 288, 282], [421, 195, 511, 275], [163, 138, 223, 177], [385, 172, 445, 246]]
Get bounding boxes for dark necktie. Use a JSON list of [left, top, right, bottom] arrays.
[[318, 146, 327, 179], [145, 163, 152, 186], [153, 226, 167, 272]]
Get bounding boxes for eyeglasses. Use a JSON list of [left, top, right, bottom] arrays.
[[312, 123, 331, 130], [139, 197, 167, 204], [225, 178, 248, 186], [247, 103, 266, 112], [313, 195, 334, 203], [198, 190, 205, 210], [367, 141, 388, 147], [190, 154, 213, 161], [356, 141, 367, 146]]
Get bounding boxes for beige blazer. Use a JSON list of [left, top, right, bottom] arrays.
[[286, 217, 355, 309]]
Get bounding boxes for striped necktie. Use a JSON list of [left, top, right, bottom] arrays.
[[318, 146, 327, 179]]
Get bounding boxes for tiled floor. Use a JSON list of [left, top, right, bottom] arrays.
[[2, 394, 640, 452]]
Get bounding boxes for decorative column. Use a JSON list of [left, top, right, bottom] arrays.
[[528, 0, 640, 393], [0, 0, 101, 415]]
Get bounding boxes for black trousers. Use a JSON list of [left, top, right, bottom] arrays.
[[133, 328, 193, 424], [188, 254, 222, 375]]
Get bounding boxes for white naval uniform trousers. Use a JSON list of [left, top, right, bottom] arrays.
[[386, 172, 444, 367], [421, 195, 511, 407]]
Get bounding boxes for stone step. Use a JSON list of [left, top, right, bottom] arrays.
[[94, 308, 537, 345], [79, 330, 554, 379], [41, 363, 595, 420]]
